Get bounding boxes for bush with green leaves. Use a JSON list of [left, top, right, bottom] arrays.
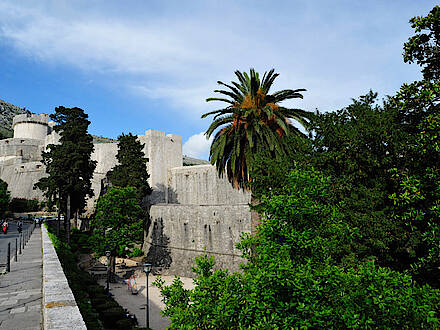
[[156, 169, 440, 328], [0, 179, 9, 217], [9, 198, 40, 213], [90, 186, 144, 257]]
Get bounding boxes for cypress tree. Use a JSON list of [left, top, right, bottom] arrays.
[[35, 106, 96, 243], [109, 133, 152, 202]]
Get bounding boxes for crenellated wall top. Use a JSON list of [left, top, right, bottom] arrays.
[[12, 113, 49, 128]]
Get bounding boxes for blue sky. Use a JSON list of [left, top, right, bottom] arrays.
[[0, 1, 437, 159]]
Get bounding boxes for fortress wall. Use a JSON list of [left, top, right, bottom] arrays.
[[0, 138, 43, 161], [140, 130, 182, 203], [168, 165, 251, 205], [91, 143, 118, 175], [44, 130, 60, 147], [0, 162, 46, 200], [145, 203, 251, 277], [13, 114, 49, 140], [86, 143, 119, 211]]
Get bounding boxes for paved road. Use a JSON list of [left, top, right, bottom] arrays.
[[0, 227, 42, 329], [0, 222, 33, 266]]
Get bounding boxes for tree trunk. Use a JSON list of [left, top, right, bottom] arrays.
[[73, 211, 78, 230], [56, 201, 61, 237], [66, 194, 71, 244]]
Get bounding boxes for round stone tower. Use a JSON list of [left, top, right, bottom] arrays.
[[12, 113, 49, 140]]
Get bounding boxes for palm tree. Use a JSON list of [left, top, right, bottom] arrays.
[[202, 68, 312, 189]]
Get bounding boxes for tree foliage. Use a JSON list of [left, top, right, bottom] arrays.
[[156, 170, 440, 328], [0, 179, 10, 217], [90, 186, 144, 256], [403, 5, 440, 81], [35, 106, 96, 215], [202, 68, 313, 189], [108, 133, 151, 201]]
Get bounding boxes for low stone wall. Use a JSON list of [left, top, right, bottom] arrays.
[[41, 226, 86, 329]]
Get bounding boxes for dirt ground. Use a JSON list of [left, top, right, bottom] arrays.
[[98, 273, 195, 330]]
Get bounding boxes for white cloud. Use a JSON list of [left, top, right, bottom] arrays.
[[183, 132, 213, 160], [0, 0, 432, 129]]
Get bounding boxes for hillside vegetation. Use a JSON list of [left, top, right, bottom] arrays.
[[0, 99, 32, 138]]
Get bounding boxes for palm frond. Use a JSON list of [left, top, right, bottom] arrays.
[[217, 81, 244, 99], [206, 97, 235, 104], [201, 106, 233, 118], [214, 89, 242, 102]]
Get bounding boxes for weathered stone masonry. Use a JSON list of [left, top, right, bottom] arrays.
[[0, 113, 251, 277]]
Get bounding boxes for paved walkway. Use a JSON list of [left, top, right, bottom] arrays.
[[0, 227, 42, 330], [99, 273, 195, 330]]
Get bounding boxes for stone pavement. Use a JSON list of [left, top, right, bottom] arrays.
[[99, 273, 195, 330], [0, 227, 42, 330]]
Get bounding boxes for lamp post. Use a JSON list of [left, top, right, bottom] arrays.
[[143, 263, 152, 329], [105, 250, 111, 293]]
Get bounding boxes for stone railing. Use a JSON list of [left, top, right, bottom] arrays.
[[41, 226, 86, 329]]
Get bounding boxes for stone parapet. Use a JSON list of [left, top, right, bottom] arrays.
[[12, 113, 49, 127], [13, 114, 49, 140], [41, 226, 86, 329], [167, 165, 251, 205]]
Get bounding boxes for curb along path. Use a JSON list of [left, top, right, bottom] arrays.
[[41, 226, 86, 329], [0, 227, 42, 329]]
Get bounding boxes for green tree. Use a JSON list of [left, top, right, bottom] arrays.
[[35, 106, 96, 242], [0, 179, 10, 217], [108, 133, 151, 202], [202, 68, 313, 189], [90, 186, 144, 257], [156, 169, 440, 328], [403, 5, 440, 81]]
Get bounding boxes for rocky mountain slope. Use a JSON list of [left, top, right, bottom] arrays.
[[0, 99, 32, 138]]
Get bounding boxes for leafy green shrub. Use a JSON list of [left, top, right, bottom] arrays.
[[155, 169, 440, 328], [90, 186, 144, 257], [87, 285, 106, 295], [90, 298, 107, 307], [115, 318, 133, 329], [9, 198, 40, 212], [101, 306, 126, 328], [128, 247, 144, 258], [95, 300, 119, 312]]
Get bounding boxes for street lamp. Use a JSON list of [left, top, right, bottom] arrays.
[[105, 250, 111, 293], [143, 263, 152, 329]]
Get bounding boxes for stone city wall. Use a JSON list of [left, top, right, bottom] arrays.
[[86, 142, 118, 210], [167, 164, 251, 205], [0, 138, 42, 162], [145, 203, 251, 277], [0, 162, 46, 200], [138, 130, 183, 203]]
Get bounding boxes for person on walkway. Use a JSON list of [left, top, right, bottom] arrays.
[[2, 220, 8, 234]]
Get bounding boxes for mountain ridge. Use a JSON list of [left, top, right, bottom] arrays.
[[0, 99, 32, 138]]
